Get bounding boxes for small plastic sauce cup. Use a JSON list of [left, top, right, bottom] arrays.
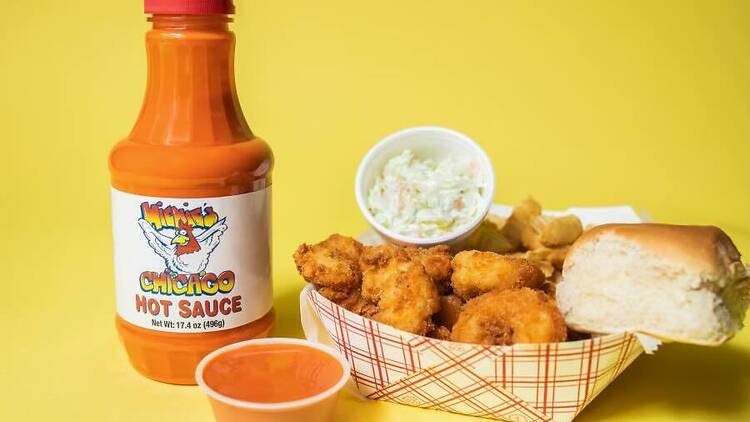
[[195, 338, 351, 422]]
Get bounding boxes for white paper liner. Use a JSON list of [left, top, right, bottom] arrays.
[[633, 332, 662, 354], [359, 205, 646, 244]]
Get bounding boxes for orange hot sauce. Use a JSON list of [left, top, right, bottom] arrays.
[[109, 0, 274, 385], [202, 344, 344, 403]]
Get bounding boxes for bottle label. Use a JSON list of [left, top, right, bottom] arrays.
[[111, 188, 272, 333]]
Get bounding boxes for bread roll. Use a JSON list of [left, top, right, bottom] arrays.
[[556, 223, 749, 345]]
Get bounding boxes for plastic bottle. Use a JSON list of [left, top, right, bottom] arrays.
[[109, 0, 274, 384]]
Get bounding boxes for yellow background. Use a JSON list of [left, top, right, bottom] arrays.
[[2, 0, 749, 421]]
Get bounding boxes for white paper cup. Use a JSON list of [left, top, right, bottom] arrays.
[[355, 126, 495, 247]]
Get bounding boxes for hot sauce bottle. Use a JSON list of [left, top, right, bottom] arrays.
[[109, 0, 274, 384]]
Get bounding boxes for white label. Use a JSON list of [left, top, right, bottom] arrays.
[[111, 188, 272, 333]]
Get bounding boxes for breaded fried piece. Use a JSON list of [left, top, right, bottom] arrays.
[[524, 215, 583, 249], [512, 197, 543, 222], [539, 270, 563, 297], [566, 329, 592, 342], [462, 216, 519, 254], [361, 257, 440, 335], [359, 244, 404, 272], [293, 234, 363, 296], [502, 198, 582, 250], [539, 215, 583, 247], [546, 246, 569, 270], [434, 294, 464, 329], [451, 250, 545, 300], [486, 214, 508, 232], [318, 287, 377, 316], [451, 288, 567, 345], [405, 245, 453, 294], [511, 246, 570, 278], [540, 280, 557, 297], [427, 325, 452, 341], [361, 244, 453, 293], [502, 198, 542, 249], [510, 250, 555, 278], [321, 233, 364, 262]]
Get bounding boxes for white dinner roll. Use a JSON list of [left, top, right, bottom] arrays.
[[556, 223, 749, 345]]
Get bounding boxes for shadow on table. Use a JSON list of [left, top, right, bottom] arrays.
[[576, 342, 750, 421]]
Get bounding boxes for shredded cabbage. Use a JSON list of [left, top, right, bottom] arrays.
[[367, 149, 485, 238]]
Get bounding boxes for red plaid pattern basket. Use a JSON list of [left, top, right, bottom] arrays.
[[301, 286, 643, 422], [299, 205, 650, 421]]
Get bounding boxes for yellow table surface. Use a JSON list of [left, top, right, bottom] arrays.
[[2, 1, 749, 420]]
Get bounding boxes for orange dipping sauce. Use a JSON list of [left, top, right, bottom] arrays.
[[202, 343, 344, 403]]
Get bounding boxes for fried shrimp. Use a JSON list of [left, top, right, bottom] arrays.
[[427, 325, 452, 340], [405, 245, 453, 293], [434, 294, 464, 329], [360, 244, 453, 293], [359, 244, 404, 271], [319, 233, 364, 262], [293, 234, 364, 302], [451, 250, 545, 300], [361, 256, 440, 335], [450, 288, 567, 345], [318, 287, 377, 317]]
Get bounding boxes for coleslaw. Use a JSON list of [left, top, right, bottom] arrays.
[[367, 149, 485, 238]]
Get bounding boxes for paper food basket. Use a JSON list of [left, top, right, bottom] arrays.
[[300, 205, 657, 422]]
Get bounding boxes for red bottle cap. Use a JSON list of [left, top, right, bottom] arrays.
[[144, 0, 235, 15]]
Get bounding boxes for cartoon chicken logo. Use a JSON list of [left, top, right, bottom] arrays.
[[138, 217, 228, 275]]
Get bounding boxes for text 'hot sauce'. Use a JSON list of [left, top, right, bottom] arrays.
[[109, 0, 274, 384]]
